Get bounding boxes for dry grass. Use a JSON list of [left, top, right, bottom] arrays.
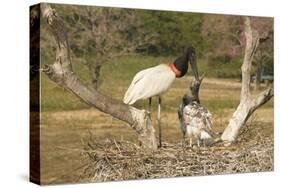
[[77, 134, 273, 183]]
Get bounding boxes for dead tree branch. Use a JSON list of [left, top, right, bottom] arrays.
[[221, 17, 274, 145], [40, 3, 157, 150]]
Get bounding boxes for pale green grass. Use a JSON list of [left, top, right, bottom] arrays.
[[40, 54, 273, 112]]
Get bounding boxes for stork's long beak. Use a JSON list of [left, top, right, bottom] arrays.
[[190, 53, 199, 81]]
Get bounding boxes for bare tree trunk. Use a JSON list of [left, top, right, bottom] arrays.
[[93, 63, 101, 89], [89, 61, 102, 90], [40, 3, 157, 150], [221, 17, 274, 145], [255, 60, 262, 90]]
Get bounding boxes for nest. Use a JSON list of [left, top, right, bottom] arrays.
[[79, 136, 273, 182]]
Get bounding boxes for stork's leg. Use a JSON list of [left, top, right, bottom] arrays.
[[189, 138, 192, 147], [157, 96, 162, 147], [203, 140, 206, 148], [182, 134, 186, 148], [148, 97, 152, 113], [197, 139, 201, 147]]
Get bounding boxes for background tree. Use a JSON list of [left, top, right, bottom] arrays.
[[42, 5, 157, 90], [139, 11, 204, 55], [251, 17, 274, 90], [201, 15, 273, 81], [201, 15, 244, 60]]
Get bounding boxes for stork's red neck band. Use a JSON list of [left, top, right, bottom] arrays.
[[168, 63, 181, 77]]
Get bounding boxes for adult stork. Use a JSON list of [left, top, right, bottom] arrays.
[[178, 94, 216, 147], [123, 46, 199, 147]]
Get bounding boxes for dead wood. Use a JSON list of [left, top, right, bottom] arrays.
[[40, 3, 157, 150], [221, 17, 273, 145]]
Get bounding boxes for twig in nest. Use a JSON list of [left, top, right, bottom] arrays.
[[80, 137, 273, 182]]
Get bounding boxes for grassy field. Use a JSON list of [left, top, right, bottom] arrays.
[[39, 55, 274, 184], [40, 55, 273, 112]]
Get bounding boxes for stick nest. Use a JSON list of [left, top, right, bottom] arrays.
[[79, 136, 273, 182]]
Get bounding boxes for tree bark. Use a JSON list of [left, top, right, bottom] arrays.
[[88, 60, 102, 90], [221, 17, 274, 145], [40, 3, 157, 150], [255, 60, 262, 90]]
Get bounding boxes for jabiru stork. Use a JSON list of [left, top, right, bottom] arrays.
[[123, 46, 199, 147]]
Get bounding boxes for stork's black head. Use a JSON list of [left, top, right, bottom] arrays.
[[173, 46, 199, 80]]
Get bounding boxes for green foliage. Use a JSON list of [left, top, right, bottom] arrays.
[[138, 10, 204, 55]]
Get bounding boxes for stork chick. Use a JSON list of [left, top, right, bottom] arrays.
[[178, 95, 215, 147]]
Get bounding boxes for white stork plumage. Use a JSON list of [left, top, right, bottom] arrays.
[[123, 64, 176, 105], [123, 46, 199, 147], [178, 95, 216, 147]]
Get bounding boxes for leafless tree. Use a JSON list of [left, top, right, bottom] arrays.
[[221, 17, 274, 145]]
